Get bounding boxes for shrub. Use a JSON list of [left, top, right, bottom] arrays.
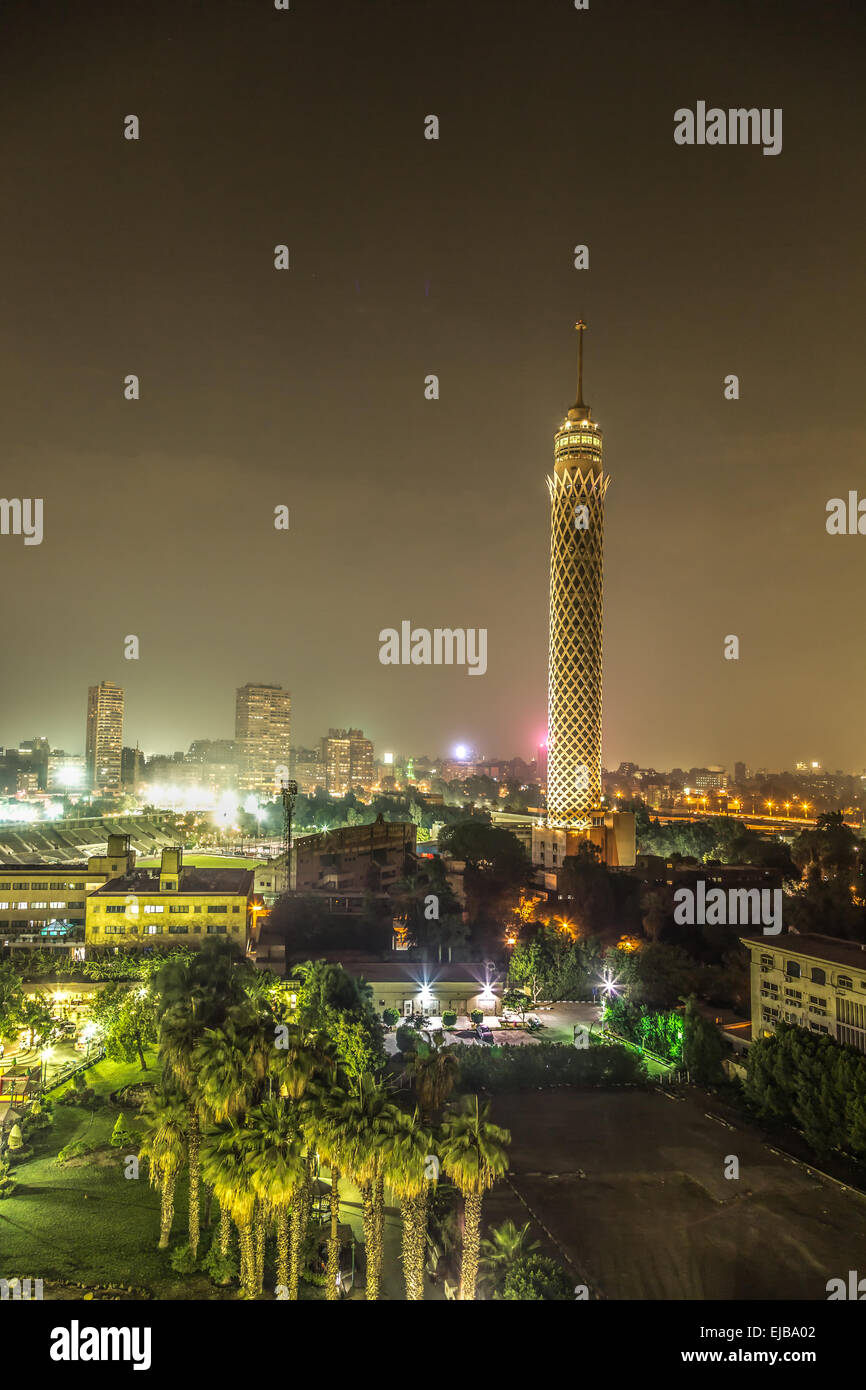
[[201, 1237, 237, 1287], [455, 1040, 646, 1093], [56, 1138, 95, 1164], [110, 1114, 140, 1149], [6, 1123, 23, 1151], [169, 1246, 199, 1275], [442, 1010, 458, 1028], [470, 1010, 483, 1025], [502, 1254, 573, 1301], [0, 1155, 17, 1198], [395, 1025, 419, 1054], [382, 1007, 400, 1028], [24, 1099, 54, 1132]]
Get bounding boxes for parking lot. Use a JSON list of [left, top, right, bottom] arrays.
[[479, 1085, 866, 1300]]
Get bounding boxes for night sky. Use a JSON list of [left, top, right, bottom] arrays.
[[1, 0, 864, 770]]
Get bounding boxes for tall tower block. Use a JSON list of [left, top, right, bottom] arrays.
[[546, 321, 610, 827]]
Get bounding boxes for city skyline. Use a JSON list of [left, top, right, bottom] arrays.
[[1, 0, 865, 769]]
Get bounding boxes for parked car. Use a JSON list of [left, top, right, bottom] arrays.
[[525, 1016, 542, 1031], [475, 1024, 494, 1044]]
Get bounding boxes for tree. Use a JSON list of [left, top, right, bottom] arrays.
[[331, 1077, 400, 1300], [479, 1219, 539, 1295], [242, 1099, 306, 1297], [508, 931, 557, 1005], [200, 1119, 258, 1298], [383, 1107, 436, 1300], [302, 1077, 354, 1301], [439, 1095, 511, 1300], [439, 822, 529, 921], [501, 988, 529, 1021], [90, 982, 157, 1069], [139, 1087, 188, 1250], [156, 941, 248, 1258], [405, 1036, 461, 1122], [0, 963, 24, 1042], [681, 995, 726, 1084]]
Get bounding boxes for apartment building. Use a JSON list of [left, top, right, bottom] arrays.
[[235, 683, 292, 793], [86, 682, 124, 793], [321, 728, 374, 794], [292, 819, 416, 893], [741, 933, 866, 1054]]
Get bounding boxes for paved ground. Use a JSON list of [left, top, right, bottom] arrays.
[[479, 1085, 866, 1300]]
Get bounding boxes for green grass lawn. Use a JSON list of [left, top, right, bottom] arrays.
[[0, 1051, 233, 1299]]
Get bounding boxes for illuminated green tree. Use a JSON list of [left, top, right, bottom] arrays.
[[382, 1107, 436, 1301], [139, 1087, 187, 1250], [439, 1095, 510, 1300]]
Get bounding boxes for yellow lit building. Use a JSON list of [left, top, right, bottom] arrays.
[[0, 833, 136, 940], [86, 846, 257, 949]]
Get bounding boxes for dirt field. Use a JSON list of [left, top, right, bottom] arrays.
[[481, 1086, 866, 1300]]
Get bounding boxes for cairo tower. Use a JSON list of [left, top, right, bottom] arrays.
[[546, 321, 609, 827]]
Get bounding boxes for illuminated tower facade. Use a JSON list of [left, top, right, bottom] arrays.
[[546, 321, 609, 827], [86, 681, 124, 794]]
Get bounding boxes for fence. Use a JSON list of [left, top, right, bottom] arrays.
[[44, 1047, 106, 1094]]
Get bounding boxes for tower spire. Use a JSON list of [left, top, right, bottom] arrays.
[[569, 319, 591, 419], [575, 319, 586, 408]]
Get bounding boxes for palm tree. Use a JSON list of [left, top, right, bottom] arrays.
[[479, 1219, 540, 1295], [439, 1095, 511, 1300], [301, 1078, 353, 1301], [138, 1087, 187, 1249], [201, 1120, 258, 1297], [156, 943, 245, 1258], [382, 1107, 436, 1300], [193, 1015, 266, 1121], [405, 1036, 461, 1122], [241, 1099, 306, 1296], [319, 1077, 398, 1300]]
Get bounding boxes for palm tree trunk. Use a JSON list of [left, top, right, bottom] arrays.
[[187, 1108, 201, 1257], [203, 1183, 213, 1229], [289, 1181, 311, 1301], [460, 1192, 483, 1300], [238, 1220, 256, 1299], [326, 1166, 340, 1300], [400, 1190, 428, 1300], [158, 1170, 176, 1250], [219, 1203, 231, 1257], [255, 1206, 266, 1295], [276, 1206, 290, 1291], [361, 1178, 379, 1300]]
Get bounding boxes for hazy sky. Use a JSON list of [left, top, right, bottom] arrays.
[[1, 0, 864, 771]]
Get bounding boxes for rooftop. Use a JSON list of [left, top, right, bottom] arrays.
[[741, 932, 866, 970], [91, 867, 255, 896]]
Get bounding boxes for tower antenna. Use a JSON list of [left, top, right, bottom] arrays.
[[575, 319, 587, 410]]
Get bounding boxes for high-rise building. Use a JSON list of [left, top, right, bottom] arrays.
[[546, 322, 609, 827], [235, 683, 292, 792], [321, 728, 374, 794], [86, 681, 124, 794]]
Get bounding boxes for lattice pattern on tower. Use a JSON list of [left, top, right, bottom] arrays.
[[546, 453, 609, 827]]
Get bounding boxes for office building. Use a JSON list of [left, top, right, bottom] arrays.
[[86, 682, 124, 794]]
